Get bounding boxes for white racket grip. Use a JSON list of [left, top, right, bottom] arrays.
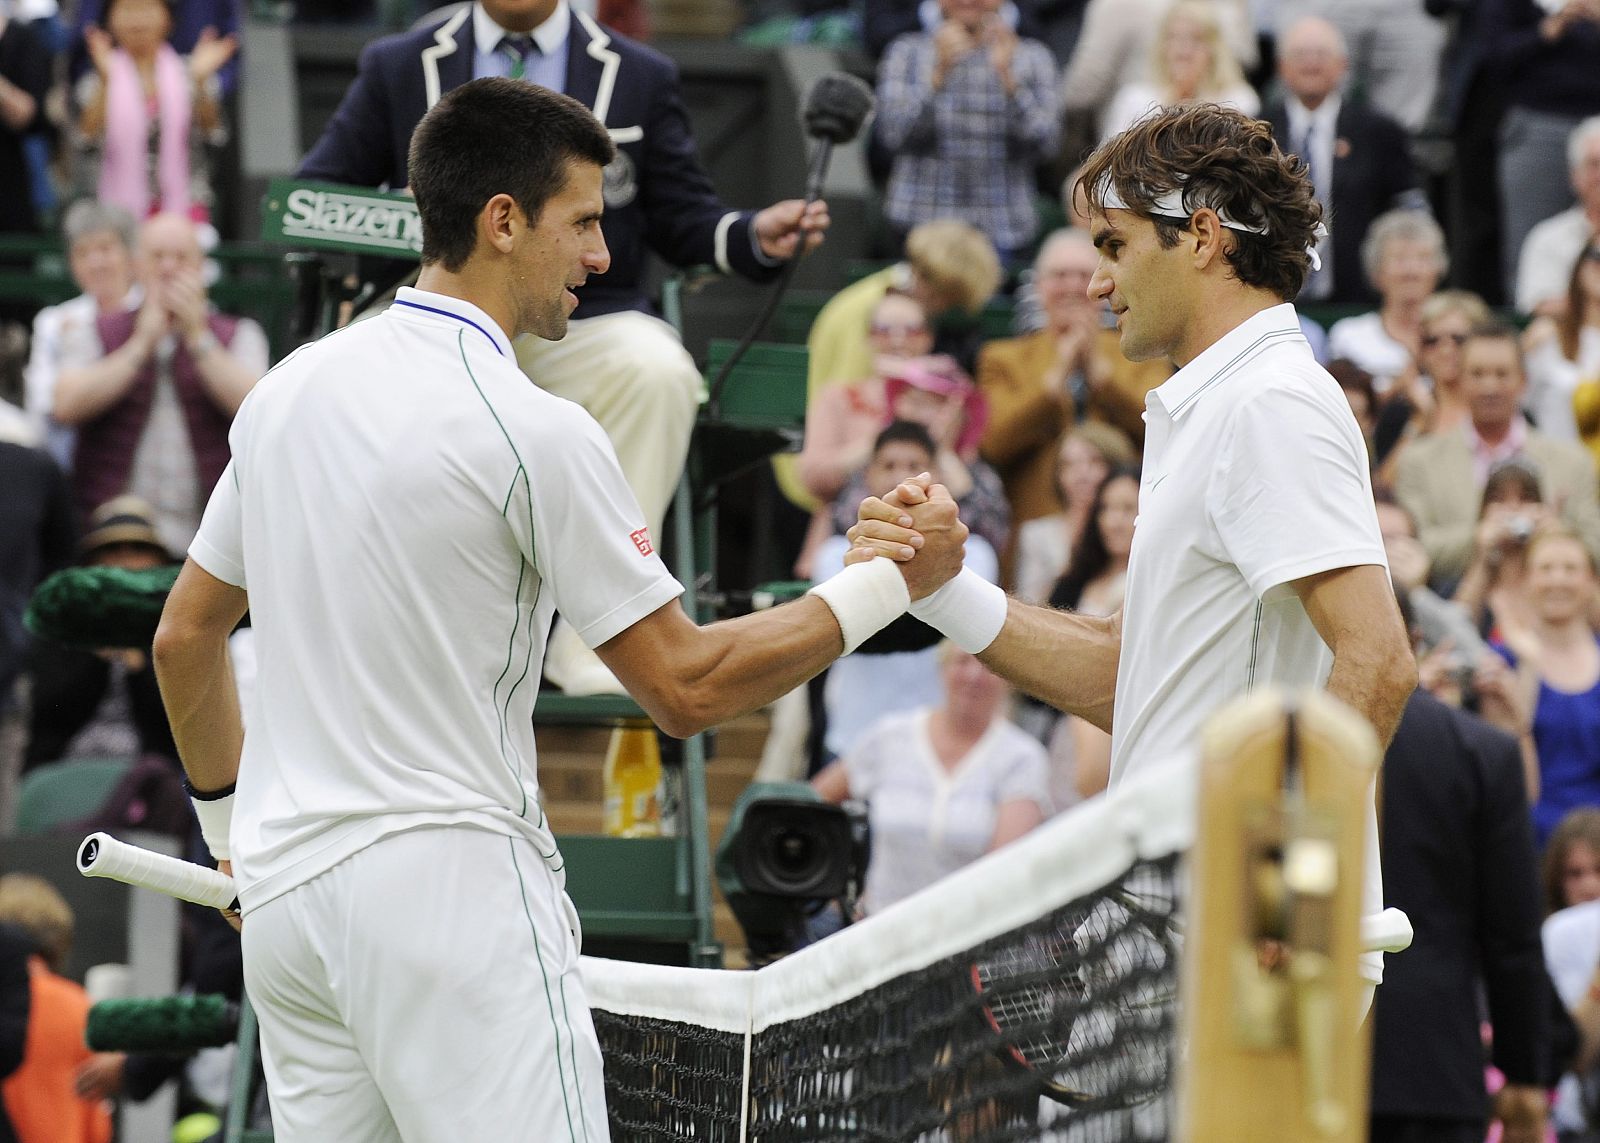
[[77, 833, 238, 911], [1361, 907, 1413, 954]]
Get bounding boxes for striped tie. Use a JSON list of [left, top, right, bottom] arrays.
[[1296, 122, 1333, 300], [498, 35, 535, 80]]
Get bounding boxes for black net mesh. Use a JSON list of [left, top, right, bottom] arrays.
[[592, 852, 1182, 1142]]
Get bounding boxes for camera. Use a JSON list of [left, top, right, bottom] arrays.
[[715, 782, 869, 964], [1507, 515, 1535, 543]]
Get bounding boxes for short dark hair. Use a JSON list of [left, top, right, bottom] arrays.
[[407, 78, 615, 272], [1479, 459, 1542, 517], [1462, 319, 1524, 371], [873, 419, 937, 459], [1077, 103, 1323, 301]]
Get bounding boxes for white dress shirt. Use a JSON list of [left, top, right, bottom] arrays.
[[472, 0, 570, 94]]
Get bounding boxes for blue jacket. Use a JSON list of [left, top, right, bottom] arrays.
[[298, 6, 780, 319]]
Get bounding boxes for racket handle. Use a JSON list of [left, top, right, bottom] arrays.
[[77, 832, 238, 911]]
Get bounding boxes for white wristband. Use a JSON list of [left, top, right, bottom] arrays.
[[909, 567, 1008, 654], [808, 556, 911, 655], [190, 793, 234, 862]]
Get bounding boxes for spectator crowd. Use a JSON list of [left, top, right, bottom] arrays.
[[2, 0, 1600, 1139]]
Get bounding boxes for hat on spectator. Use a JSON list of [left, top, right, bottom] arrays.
[[882, 354, 990, 456], [79, 496, 171, 561]]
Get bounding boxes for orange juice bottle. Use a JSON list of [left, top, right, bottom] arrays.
[[602, 720, 662, 837]]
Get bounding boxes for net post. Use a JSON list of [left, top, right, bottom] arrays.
[[1177, 688, 1377, 1142]]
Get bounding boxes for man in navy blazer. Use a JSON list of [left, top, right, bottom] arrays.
[[1262, 17, 1427, 306], [300, 0, 826, 693]]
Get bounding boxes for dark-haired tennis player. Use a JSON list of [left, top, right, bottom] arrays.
[[150, 78, 964, 1142], [853, 103, 1417, 994]]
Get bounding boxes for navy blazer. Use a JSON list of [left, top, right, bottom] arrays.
[[298, 6, 778, 319], [1263, 99, 1425, 306], [1369, 690, 1549, 1120]]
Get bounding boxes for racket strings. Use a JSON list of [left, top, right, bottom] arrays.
[[970, 883, 1181, 1116]]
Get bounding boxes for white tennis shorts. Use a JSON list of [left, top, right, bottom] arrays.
[[241, 825, 610, 1142]]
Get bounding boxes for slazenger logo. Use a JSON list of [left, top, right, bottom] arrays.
[[281, 188, 423, 254], [630, 528, 653, 556]]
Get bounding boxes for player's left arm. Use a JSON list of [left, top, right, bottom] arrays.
[[1292, 563, 1417, 748], [152, 559, 249, 795]]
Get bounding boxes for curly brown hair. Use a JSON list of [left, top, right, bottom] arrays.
[[1544, 808, 1600, 914], [1076, 104, 1323, 302]]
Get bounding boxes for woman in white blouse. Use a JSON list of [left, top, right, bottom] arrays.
[[1097, 1, 1258, 143], [812, 645, 1051, 915], [1531, 234, 1600, 450]]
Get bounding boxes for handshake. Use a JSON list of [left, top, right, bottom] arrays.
[[807, 472, 1009, 657]]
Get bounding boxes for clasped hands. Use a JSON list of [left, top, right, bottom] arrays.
[[844, 473, 968, 599]]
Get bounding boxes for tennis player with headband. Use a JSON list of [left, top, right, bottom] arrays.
[[149, 78, 965, 1142], [851, 103, 1417, 997]]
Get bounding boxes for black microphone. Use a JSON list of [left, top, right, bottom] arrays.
[[800, 73, 875, 204], [706, 73, 873, 413]]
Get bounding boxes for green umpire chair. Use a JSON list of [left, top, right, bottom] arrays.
[[14, 758, 134, 835]]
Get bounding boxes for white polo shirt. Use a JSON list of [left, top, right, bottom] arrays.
[[189, 287, 683, 912], [1109, 303, 1390, 978]]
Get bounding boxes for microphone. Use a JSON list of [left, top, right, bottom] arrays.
[[800, 73, 875, 204], [706, 73, 873, 413]]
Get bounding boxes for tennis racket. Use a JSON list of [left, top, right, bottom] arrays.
[[970, 883, 1179, 1112], [77, 832, 238, 912]]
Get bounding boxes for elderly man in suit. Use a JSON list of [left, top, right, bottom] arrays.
[[1262, 16, 1428, 305], [1396, 322, 1600, 584], [299, 0, 826, 693]]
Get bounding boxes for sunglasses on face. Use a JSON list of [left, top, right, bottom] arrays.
[[1421, 332, 1469, 348], [871, 322, 928, 337]]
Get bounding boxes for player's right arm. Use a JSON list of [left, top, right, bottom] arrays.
[[152, 559, 248, 796], [595, 488, 967, 739], [849, 480, 1122, 730], [971, 601, 1120, 732]]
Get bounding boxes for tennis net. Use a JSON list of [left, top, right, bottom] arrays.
[[582, 761, 1195, 1142]]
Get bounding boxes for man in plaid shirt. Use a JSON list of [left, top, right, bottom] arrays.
[[874, 0, 1059, 264]]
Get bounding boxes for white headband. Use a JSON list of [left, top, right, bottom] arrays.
[[1096, 178, 1327, 273]]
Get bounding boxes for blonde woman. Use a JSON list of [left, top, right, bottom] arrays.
[[1416, 290, 1493, 435], [1372, 289, 1493, 484], [1097, 1, 1258, 143]]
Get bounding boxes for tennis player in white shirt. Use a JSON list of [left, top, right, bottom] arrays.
[[851, 103, 1417, 992], [148, 79, 965, 1142]]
